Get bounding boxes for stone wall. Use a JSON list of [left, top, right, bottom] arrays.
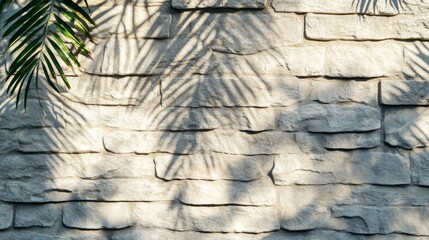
[[1, 0, 429, 239]]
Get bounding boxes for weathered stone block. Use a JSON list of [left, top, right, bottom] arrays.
[[277, 103, 381, 132], [132, 203, 280, 233], [325, 43, 402, 78], [329, 206, 381, 234], [0, 154, 154, 180], [64, 75, 160, 106], [162, 76, 272, 107], [0, 178, 178, 202], [384, 107, 429, 149], [81, 37, 203, 76], [321, 131, 381, 149], [381, 80, 429, 105], [172, 0, 265, 9], [210, 14, 302, 54], [0, 99, 64, 129], [92, 6, 171, 38], [411, 150, 429, 186], [15, 204, 60, 228], [273, 151, 410, 185], [309, 80, 378, 104], [272, 0, 401, 15], [403, 42, 429, 80], [179, 179, 276, 206], [17, 128, 104, 153], [0, 130, 19, 153], [155, 153, 273, 181], [63, 202, 132, 229], [306, 14, 429, 40], [281, 206, 330, 231], [105, 131, 317, 155], [0, 203, 13, 229]]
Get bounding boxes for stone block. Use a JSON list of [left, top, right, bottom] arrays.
[[63, 202, 132, 229], [384, 107, 429, 149], [132, 202, 280, 233], [411, 150, 429, 186], [155, 153, 273, 181], [325, 43, 402, 78], [306, 14, 429, 40], [403, 42, 429, 80], [277, 103, 381, 132], [321, 131, 381, 149], [91, 6, 171, 38], [0, 203, 13, 229], [17, 128, 104, 153], [272, 0, 401, 15], [179, 179, 276, 206], [309, 80, 378, 104], [15, 204, 60, 228], [381, 80, 429, 105], [273, 151, 410, 185], [172, 0, 265, 9]]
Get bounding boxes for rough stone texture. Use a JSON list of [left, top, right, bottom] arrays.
[[0, 154, 154, 180], [64, 75, 160, 106], [132, 203, 280, 233], [16, 128, 104, 153], [384, 107, 429, 149], [381, 80, 429, 105], [309, 80, 378, 104], [104, 131, 318, 155], [403, 42, 429, 80], [91, 6, 171, 38], [179, 178, 276, 206], [155, 153, 273, 181], [63, 202, 132, 229], [277, 103, 381, 132], [2, 0, 429, 237], [272, 0, 403, 15], [321, 131, 381, 149], [15, 204, 60, 228], [172, 0, 265, 9], [306, 14, 429, 40], [325, 43, 402, 78], [67, 104, 275, 131], [0, 203, 13, 229], [273, 151, 410, 185]]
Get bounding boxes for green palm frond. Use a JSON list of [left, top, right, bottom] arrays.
[[1, 0, 94, 109]]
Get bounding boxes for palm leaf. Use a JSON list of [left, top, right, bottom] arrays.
[[1, 0, 94, 109]]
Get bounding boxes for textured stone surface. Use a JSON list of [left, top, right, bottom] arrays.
[[0, 154, 154, 180], [16, 128, 104, 153], [403, 42, 429, 80], [15, 204, 60, 228], [321, 131, 381, 149], [92, 6, 171, 38], [325, 43, 402, 78], [64, 75, 160, 106], [306, 14, 429, 40], [384, 108, 429, 149], [179, 179, 276, 206], [63, 202, 132, 229], [209, 14, 303, 54], [0, 203, 13, 229], [309, 80, 378, 104], [155, 153, 273, 181], [104, 131, 316, 155], [273, 151, 410, 185], [272, 0, 402, 15], [277, 103, 381, 132], [132, 203, 280, 233], [0, 130, 19, 153], [381, 80, 429, 105], [172, 0, 265, 9], [411, 150, 429, 186]]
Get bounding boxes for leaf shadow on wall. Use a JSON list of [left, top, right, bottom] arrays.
[[1, 0, 429, 238]]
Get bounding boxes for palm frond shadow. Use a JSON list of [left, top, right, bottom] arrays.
[[2, 0, 429, 238]]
